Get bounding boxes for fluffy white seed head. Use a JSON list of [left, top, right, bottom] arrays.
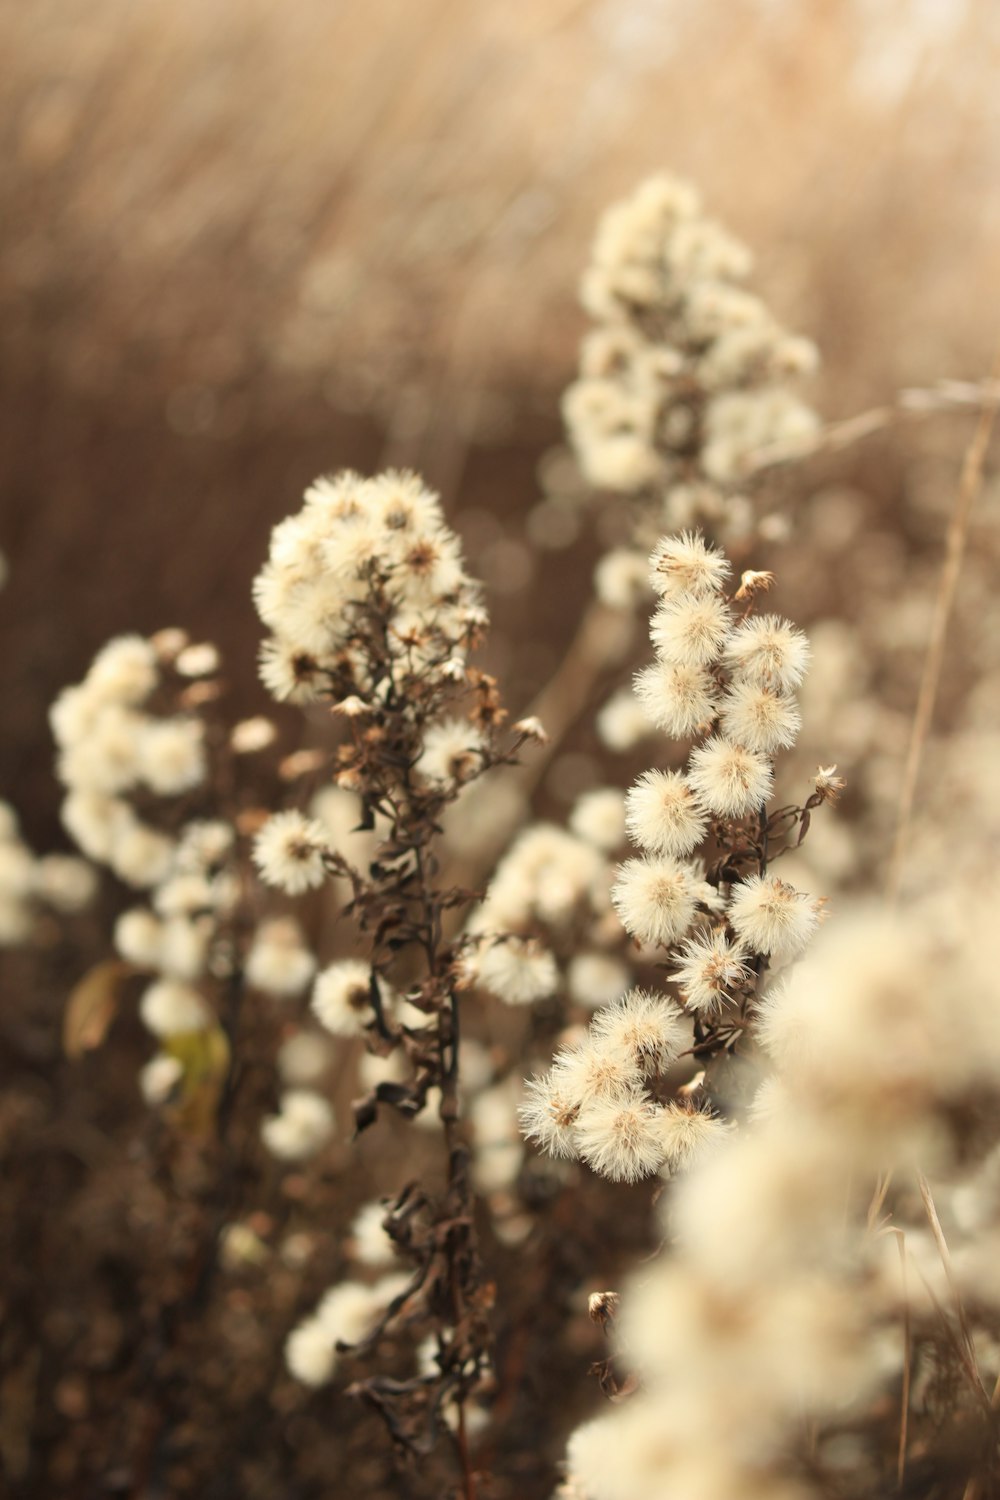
[[725, 614, 810, 691], [475, 938, 558, 1006], [632, 660, 718, 739], [659, 1102, 733, 1172], [672, 928, 751, 1014], [136, 719, 206, 796], [414, 719, 487, 788], [686, 736, 774, 817], [569, 788, 627, 851], [567, 952, 631, 1010], [245, 918, 317, 998], [575, 1090, 666, 1183], [625, 769, 708, 856], [719, 681, 801, 754], [649, 532, 731, 599], [552, 1037, 645, 1107], [260, 1089, 334, 1161], [253, 810, 329, 896], [349, 1202, 398, 1268], [590, 989, 689, 1073], [650, 592, 732, 668], [518, 1071, 583, 1160], [728, 875, 821, 963], [139, 980, 211, 1037], [611, 855, 697, 948], [139, 1053, 184, 1106], [312, 959, 389, 1036], [285, 1318, 337, 1388]]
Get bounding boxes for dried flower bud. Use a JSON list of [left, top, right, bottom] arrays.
[[813, 765, 846, 804], [512, 716, 549, 745], [588, 1290, 620, 1327], [733, 569, 775, 601]]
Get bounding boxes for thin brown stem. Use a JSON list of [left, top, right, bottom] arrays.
[[887, 363, 1000, 900]]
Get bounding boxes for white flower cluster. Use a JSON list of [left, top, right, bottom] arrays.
[[465, 823, 615, 1007], [252, 469, 486, 708], [113, 818, 240, 1105], [0, 799, 97, 945], [611, 533, 821, 994], [564, 175, 819, 509], [52, 633, 210, 889], [261, 1088, 335, 1162], [285, 1271, 411, 1389], [558, 891, 1000, 1500], [519, 989, 728, 1184]]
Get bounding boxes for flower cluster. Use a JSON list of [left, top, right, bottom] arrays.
[[253, 468, 487, 710], [558, 888, 1000, 1500], [519, 989, 730, 1183], [0, 799, 96, 946], [52, 632, 212, 888], [519, 531, 828, 1185], [564, 174, 818, 504]]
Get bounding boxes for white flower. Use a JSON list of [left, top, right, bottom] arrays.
[[158, 916, 210, 981], [724, 614, 810, 691], [277, 1031, 334, 1086], [139, 980, 211, 1037], [245, 918, 316, 997], [671, 928, 751, 1013], [285, 1317, 337, 1387], [658, 1103, 732, 1171], [686, 736, 773, 817], [349, 1202, 398, 1268], [567, 952, 630, 1010], [575, 1090, 665, 1183], [611, 856, 697, 948], [257, 639, 325, 705], [137, 719, 206, 796], [175, 642, 220, 678], [625, 769, 707, 856], [650, 592, 732, 668], [719, 681, 801, 754], [590, 989, 689, 1072], [312, 959, 390, 1036], [61, 791, 127, 863], [518, 1072, 582, 1160], [595, 548, 651, 609], [253, 810, 329, 895], [139, 1053, 184, 1106], [318, 1271, 411, 1350], [110, 819, 175, 888], [33, 855, 97, 913], [261, 1089, 334, 1161], [648, 532, 731, 598], [728, 875, 821, 963], [414, 719, 487, 787], [552, 1039, 644, 1105], [86, 635, 159, 705], [596, 687, 654, 751], [476, 938, 558, 1006], [569, 788, 627, 851], [632, 661, 718, 739]]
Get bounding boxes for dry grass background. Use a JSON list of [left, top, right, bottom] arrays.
[[3, 0, 999, 837], [2, 3, 1000, 1496]]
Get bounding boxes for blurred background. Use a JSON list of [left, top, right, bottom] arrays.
[[3, 0, 1000, 839], [2, 1, 1000, 1496]]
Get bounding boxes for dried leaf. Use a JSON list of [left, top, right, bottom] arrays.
[[63, 960, 134, 1058], [165, 1025, 231, 1136]]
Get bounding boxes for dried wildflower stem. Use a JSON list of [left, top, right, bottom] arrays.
[[892, 1229, 911, 1491], [917, 1172, 988, 1401], [887, 376, 999, 900], [748, 376, 1000, 472]]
